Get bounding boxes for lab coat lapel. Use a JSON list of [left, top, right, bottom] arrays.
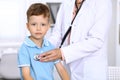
[[64, 0, 74, 31], [64, 0, 89, 32]]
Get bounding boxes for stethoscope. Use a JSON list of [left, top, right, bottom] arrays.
[[59, 0, 85, 48], [34, 51, 43, 61]]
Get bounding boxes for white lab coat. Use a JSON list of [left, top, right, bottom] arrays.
[[48, 0, 112, 80]]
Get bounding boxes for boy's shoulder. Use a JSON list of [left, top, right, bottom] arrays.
[[44, 39, 55, 48], [18, 42, 28, 52]]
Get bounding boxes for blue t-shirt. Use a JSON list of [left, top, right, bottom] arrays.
[[18, 36, 59, 80]]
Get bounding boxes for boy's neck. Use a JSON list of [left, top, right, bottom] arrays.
[[29, 36, 43, 47]]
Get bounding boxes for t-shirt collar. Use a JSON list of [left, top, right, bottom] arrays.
[[24, 36, 49, 48]]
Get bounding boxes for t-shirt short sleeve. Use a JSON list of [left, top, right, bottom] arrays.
[[54, 59, 61, 64], [18, 44, 30, 67]]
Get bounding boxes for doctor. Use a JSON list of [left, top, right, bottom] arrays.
[[39, 0, 112, 80]]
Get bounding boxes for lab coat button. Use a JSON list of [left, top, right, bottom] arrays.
[[74, 24, 76, 27], [72, 42, 74, 44], [85, 38, 88, 40]]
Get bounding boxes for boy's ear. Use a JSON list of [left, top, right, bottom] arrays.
[[26, 23, 29, 30], [48, 23, 51, 29], [48, 23, 50, 28]]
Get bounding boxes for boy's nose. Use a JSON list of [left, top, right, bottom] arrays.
[[36, 26, 41, 30]]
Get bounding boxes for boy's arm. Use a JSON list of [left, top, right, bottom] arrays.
[[21, 67, 33, 80], [55, 62, 70, 80]]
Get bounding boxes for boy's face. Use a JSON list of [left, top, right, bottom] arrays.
[[27, 15, 50, 40]]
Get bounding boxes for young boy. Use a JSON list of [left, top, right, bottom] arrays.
[[18, 3, 70, 80]]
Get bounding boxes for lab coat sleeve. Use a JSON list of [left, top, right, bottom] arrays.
[[61, 0, 112, 64], [48, 3, 64, 48]]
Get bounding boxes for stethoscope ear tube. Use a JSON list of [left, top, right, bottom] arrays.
[[59, 0, 85, 48]]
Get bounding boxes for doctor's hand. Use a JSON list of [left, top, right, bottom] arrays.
[[39, 48, 62, 62]]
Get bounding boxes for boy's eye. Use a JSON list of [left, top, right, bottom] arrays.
[[30, 23, 48, 27], [40, 23, 47, 27], [41, 23, 46, 26], [31, 23, 36, 26]]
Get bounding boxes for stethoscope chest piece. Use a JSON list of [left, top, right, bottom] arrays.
[[34, 54, 40, 61]]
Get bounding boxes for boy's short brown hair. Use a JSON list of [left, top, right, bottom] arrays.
[[27, 3, 50, 22]]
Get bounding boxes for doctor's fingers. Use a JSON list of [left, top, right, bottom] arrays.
[[39, 50, 58, 62], [40, 49, 62, 62]]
